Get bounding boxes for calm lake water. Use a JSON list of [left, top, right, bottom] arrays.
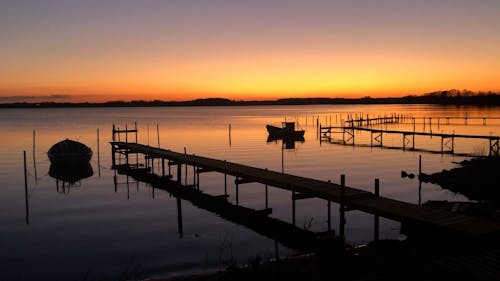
[[1, 104, 500, 280]]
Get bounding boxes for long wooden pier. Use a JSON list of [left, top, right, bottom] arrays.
[[111, 141, 500, 239]]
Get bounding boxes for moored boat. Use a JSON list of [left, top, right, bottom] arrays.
[[48, 139, 93, 165], [266, 122, 305, 138]]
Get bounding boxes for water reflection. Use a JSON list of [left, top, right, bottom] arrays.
[[49, 163, 93, 193], [266, 135, 305, 149]]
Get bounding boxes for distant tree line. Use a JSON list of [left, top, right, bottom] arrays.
[[1, 89, 500, 108]]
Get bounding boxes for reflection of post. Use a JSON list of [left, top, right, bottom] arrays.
[[292, 189, 296, 226], [327, 180, 331, 231], [126, 175, 130, 200], [374, 178, 380, 241], [24, 151, 30, 225], [274, 240, 279, 261], [339, 174, 346, 241], [177, 197, 184, 238], [113, 170, 117, 192], [418, 155, 422, 205]]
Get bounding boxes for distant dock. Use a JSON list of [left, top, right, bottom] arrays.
[[319, 115, 500, 156]]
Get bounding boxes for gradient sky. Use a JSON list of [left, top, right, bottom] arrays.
[[1, 0, 499, 102]]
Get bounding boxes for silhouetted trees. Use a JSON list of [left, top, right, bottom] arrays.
[[1, 89, 499, 108]]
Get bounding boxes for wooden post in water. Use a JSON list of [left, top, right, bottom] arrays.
[[32, 130, 37, 181], [339, 174, 346, 241], [157, 124, 160, 148], [97, 128, 101, 177], [162, 158, 165, 177], [228, 124, 232, 147], [374, 178, 380, 241], [184, 147, 187, 186], [24, 151, 29, 225]]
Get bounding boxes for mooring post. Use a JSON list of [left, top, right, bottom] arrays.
[[374, 178, 380, 241], [111, 144, 116, 167], [184, 147, 187, 186], [340, 174, 346, 240], [32, 130, 37, 181], [162, 158, 165, 177], [193, 165, 196, 187], [97, 128, 101, 177], [23, 151, 29, 225], [157, 124, 160, 148], [125, 124, 128, 143], [228, 124, 232, 147]]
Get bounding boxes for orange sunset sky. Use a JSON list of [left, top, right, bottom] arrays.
[[1, 0, 499, 102]]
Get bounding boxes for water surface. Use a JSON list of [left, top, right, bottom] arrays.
[[1, 104, 499, 280]]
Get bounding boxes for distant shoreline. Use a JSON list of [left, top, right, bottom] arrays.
[[2, 90, 500, 108]]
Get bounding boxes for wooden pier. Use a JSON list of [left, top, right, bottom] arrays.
[[320, 125, 500, 156], [111, 141, 500, 240]]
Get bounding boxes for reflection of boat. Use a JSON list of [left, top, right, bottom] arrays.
[[48, 139, 92, 165], [267, 134, 304, 149], [49, 162, 94, 184], [266, 122, 305, 138]]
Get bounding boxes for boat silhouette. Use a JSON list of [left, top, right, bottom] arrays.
[[48, 139, 92, 166]]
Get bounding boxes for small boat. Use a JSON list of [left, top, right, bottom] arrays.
[[48, 139, 93, 165], [266, 122, 305, 138]]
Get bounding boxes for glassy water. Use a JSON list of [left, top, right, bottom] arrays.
[[1, 104, 499, 280]]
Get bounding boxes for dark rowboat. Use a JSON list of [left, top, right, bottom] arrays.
[[266, 122, 305, 138], [48, 139, 93, 165]]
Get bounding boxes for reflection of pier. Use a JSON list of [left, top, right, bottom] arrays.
[[113, 164, 317, 250], [110, 140, 500, 240]]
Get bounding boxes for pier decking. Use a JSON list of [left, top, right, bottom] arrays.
[[111, 141, 500, 239], [320, 124, 500, 156]]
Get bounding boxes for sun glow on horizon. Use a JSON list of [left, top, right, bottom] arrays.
[[1, 1, 500, 103]]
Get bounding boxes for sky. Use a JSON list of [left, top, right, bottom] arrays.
[[1, 0, 499, 102]]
